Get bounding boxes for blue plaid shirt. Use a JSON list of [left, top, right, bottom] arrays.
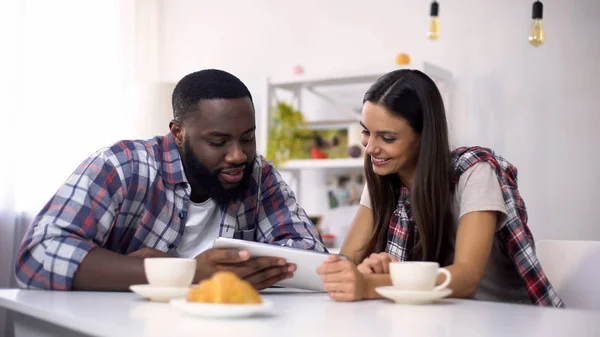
[[16, 133, 325, 290]]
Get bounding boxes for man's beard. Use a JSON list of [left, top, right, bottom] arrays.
[[181, 137, 254, 205]]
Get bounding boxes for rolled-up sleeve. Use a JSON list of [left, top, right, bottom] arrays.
[[15, 150, 124, 290], [256, 159, 326, 253]]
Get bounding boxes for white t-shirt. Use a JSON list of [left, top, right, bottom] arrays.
[[176, 198, 221, 258], [360, 162, 530, 304], [360, 162, 508, 230]]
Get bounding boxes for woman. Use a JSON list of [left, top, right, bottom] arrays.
[[316, 69, 563, 307]]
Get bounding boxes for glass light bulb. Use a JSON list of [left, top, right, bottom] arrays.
[[528, 18, 545, 47], [427, 17, 440, 40]]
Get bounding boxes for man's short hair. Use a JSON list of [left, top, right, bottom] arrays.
[[172, 69, 253, 123]]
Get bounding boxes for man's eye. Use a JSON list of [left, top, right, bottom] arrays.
[[209, 141, 226, 147], [241, 134, 255, 142]]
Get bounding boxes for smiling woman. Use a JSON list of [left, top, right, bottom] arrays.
[[319, 69, 564, 307]]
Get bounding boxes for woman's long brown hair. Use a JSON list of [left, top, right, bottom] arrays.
[[363, 69, 455, 266]]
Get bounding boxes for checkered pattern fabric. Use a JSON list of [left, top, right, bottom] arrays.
[[16, 133, 325, 290], [386, 146, 564, 307]]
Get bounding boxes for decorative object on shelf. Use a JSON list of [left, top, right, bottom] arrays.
[[321, 233, 336, 249], [348, 145, 362, 158], [311, 138, 329, 159], [266, 101, 309, 167], [262, 63, 452, 210], [347, 124, 364, 158], [279, 158, 364, 170], [297, 128, 348, 161], [529, 1, 545, 47], [427, 1, 440, 41], [327, 173, 363, 209], [293, 65, 305, 75], [311, 135, 335, 159], [396, 53, 411, 65]]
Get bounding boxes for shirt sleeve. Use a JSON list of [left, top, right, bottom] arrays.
[[15, 149, 125, 290], [455, 162, 508, 231], [256, 158, 326, 252], [359, 183, 371, 209]]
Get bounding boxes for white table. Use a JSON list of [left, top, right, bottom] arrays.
[[1, 288, 598, 337]]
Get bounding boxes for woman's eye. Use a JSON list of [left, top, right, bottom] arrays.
[[382, 137, 396, 143], [361, 130, 370, 135]]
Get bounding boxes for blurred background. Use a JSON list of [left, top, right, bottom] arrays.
[[0, 1, 599, 333]]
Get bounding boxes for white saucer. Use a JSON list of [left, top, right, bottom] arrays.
[[375, 286, 452, 305], [170, 298, 273, 318], [130, 284, 190, 302]]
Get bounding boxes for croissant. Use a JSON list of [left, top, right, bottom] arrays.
[[187, 271, 262, 304]]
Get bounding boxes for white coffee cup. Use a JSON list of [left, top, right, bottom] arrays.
[[389, 261, 451, 292], [144, 258, 196, 287]]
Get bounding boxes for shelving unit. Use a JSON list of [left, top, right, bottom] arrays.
[[259, 61, 453, 249], [259, 61, 453, 187], [279, 158, 364, 171]]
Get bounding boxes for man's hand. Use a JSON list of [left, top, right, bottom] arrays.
[[128, 247, 174, 259], [194, 248, 296, 290]]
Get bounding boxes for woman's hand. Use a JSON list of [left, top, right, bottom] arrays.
[[357, 252, 398, 274], [317, 255, 366, 302]]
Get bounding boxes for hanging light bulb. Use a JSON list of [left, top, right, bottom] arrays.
[[528, 1, 545, 47], [427, 1, 440, 40]]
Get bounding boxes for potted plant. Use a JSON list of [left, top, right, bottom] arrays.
[[266, 101, 310, 167]]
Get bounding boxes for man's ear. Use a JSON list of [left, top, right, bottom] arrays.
[[169, 120, 184, 147]]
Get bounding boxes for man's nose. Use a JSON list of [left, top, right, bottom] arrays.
[[225, 142, 247, 164]]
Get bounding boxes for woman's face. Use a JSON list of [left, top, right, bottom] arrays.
[[360, 101, 420, 177]]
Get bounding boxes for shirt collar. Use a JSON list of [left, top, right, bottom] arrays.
[[160, 132, 187, 185]]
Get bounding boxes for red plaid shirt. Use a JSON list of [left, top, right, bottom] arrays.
[[386, 146, 564, 307], [16, 133, 325, 290]]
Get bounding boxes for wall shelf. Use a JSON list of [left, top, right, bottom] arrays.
[[259, 61, 453, 218], [279, 158, 364, 170]]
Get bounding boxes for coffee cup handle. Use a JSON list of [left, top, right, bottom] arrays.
[[434, 268, 452, 291]]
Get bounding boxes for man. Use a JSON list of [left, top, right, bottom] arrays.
[[16, 69, 325, 291]]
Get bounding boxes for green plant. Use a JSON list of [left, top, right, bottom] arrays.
[[266, 101, 310, 167]]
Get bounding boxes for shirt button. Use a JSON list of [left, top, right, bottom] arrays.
[[178, 212, 185, 219], [168, 243, 175, 249]]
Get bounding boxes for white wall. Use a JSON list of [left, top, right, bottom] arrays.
[[160, 0, 600, 241]]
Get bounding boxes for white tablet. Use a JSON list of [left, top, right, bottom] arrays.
[[212, 237, 342, 292]]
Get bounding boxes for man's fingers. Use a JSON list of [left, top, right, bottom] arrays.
[[223, 257, 289, 279], [252, 272, 293, 290], [244, 265, 291, 288], [205, 248, 250, 263], [127, 249, 146, 257], [128, 248, 172, 258]]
